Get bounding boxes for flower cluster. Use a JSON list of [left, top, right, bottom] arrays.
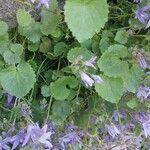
[[0, 123, 84, 150], [137, 85, 150, 100], [79, 56, 104, 88], [134, 111, 150, 137], [135, 5, 150, 28], [0, 123, 53, 150]]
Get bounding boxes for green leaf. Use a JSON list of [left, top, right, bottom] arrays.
[[99, 36, 110, 53], [54, 42, 68, 57], [28, 42, 40, 52], [114, 29, 129, 44], [40, 9, 60, 36], [0, 21, 8, 36], [0, 33, 9, 43], [75, 111, 91, 128], [127, 98, 138, 109], [3, 44, 23, 64], [19, 22, 41, 43], [50, 76, 78, 100], [0, 63, 36, 98], [49, 0, 59, 11], [97, 44, 129, 77], [17, 9, 32, 27], [95, 76, 124, 103], [52, 101, 71, 122], [41, 85, 51, 97], [0, 42, 10, 55], [64, 0, 109, 42], [123, 65, 144, 93], [39, 37, 51, 53], [67, 47, 92, 63]]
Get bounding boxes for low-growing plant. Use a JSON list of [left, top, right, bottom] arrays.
[[0, 0, 150, 149]]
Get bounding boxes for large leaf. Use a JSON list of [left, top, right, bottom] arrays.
[[97, 44, 129, 78], [95, 76, 124, 103], [0, 63, 36, 98], [50, 76, 78, 100], [64, 0, 109, 42]]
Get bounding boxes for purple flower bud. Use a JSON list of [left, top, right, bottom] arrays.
[[134, 112, 150, 137], [137, 85, 150, 100], [91, 75, 104, 84], [46, 120, 55, 133], [134, 111, 149, 123], [146, 71, 150, 75], [105, 123, 121, 138], [59, 131, 83, 150], [136, 52, 147, 69], [38, 0, 50, 8], [0, 136, 11, 150], [133, 0, 142, 3], [80, 72, 94, 88], [65, 124, 77, 133], [89, 115, 97, 124], [135, 6, 150, 23], [20, 103, 32, 117], [127, 29, 134, 35], [83, 56, 97, 69], [10, 129, 26, 149], [112, 110, 126, 122], [146, 19, 150, 29], [142, 120, 150, 137], [5, 94, 14, 108]]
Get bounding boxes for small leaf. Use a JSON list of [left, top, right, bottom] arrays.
[[28, 42, 40, 52], [39, 37, 51, 53], [17, 9, 32, 27], [127, 98, 138, 109], [75, 111, 91, 128], [64, 0, 109, 42], [0, 21, 8, 36], [67, 47, 92, 63], [95, 76, 124, 103], [0, 63, 36, 98], [123, 65, 144, 93], [114, 29, 129, 44], [50, 76, 78, 100], [41, 85, 51, 97], [3, 44, 23, 64], [99, 36, 110, 53], [0, 42, 10, 55], [54, 42, 68, 57], [52, 101, 71, 121]]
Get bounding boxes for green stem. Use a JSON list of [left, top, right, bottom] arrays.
[[9, 98, 18, 122], [0, 105, 11, 112], [29, 58, 47, 101], [115, 103, 122, 128], [46, 96, 53, 122]]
